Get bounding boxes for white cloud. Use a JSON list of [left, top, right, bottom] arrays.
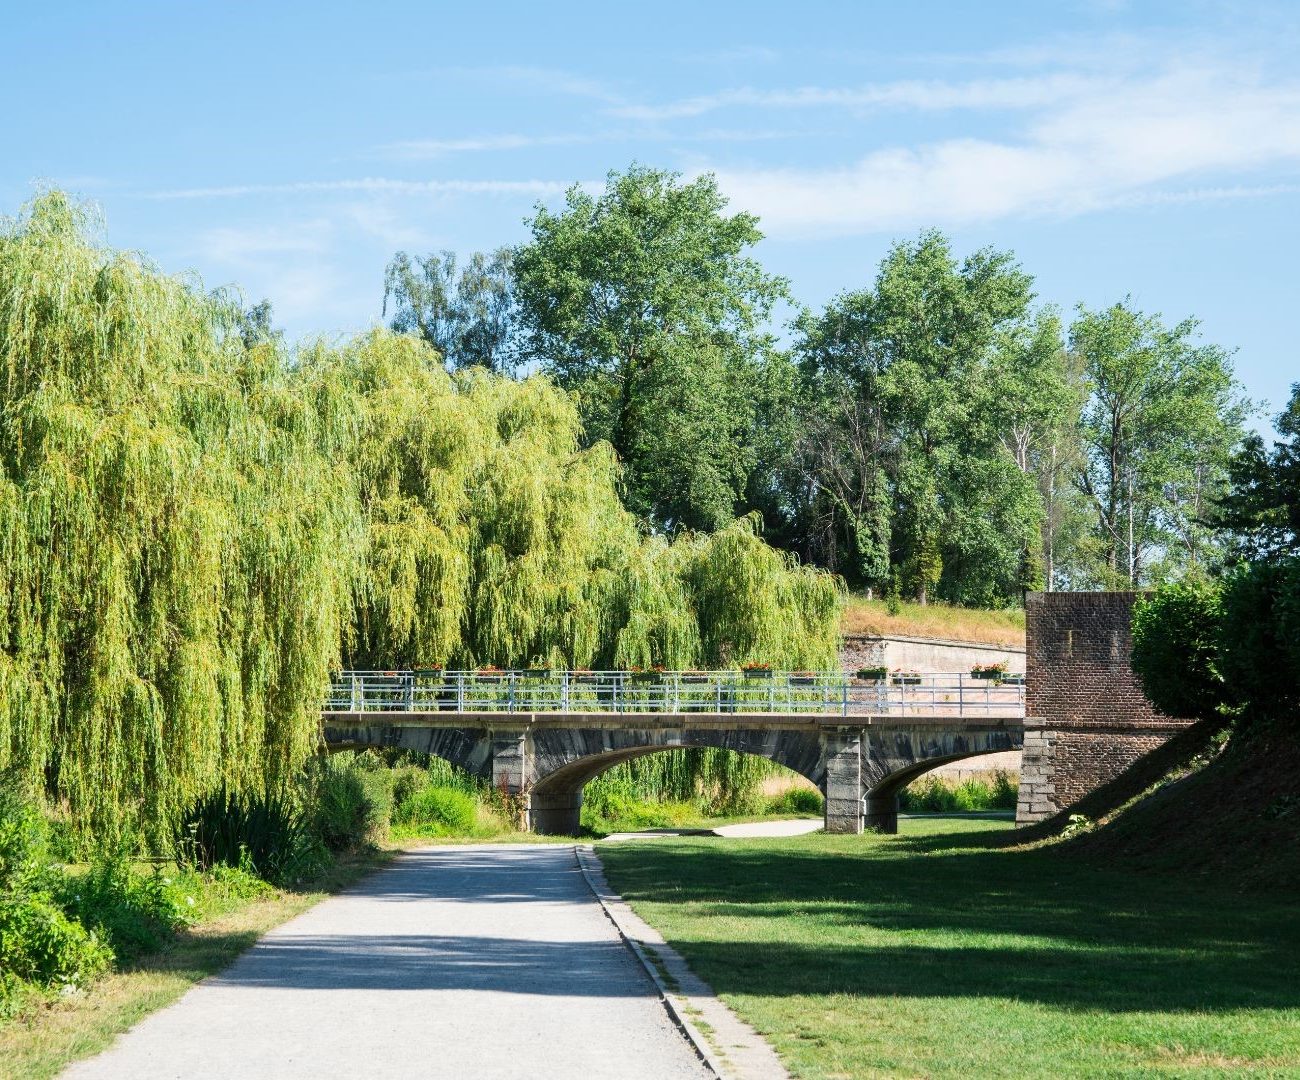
[[610, 73, 1105, 121], [146, 177, 572, 200], [710, 65, 1300, 235], [381, 133, 595, 159]]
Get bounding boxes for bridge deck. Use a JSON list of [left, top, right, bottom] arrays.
[[322, 709, 1029, 732]]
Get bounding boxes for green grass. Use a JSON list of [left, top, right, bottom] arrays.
[[597, 817, 1300, 1078]]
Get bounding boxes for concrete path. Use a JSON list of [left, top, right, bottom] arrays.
[[65, 845, 710, 1080], [711, 819, 822, 838], [602, 818, 823, 842]]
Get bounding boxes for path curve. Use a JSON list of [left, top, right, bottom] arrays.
[[64, 845, 710, 1080]]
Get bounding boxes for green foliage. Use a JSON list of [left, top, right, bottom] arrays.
[[790, 232, 1052, 604], [306, 753, 392, 852], [1072, 301, 1248, 586], [1131, 579, 1226, 720], [383, 247, 518, 373], [1215, 382, 1300, 560], [0, 192, 358, 847], [1217, 559, 1300, 725], [899, 770, 1019, 812], [514, 165, 790, 530], [0, 780, 112, 1003], [394, 786, 479, 834], [176, 789, 326, 883], [764, 787, 824, 815], [0, 891, 112, 994], [54, 852, 193, 963], [0, 192, 841, 848]]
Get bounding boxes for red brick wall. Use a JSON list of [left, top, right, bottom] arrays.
[[1018, 592, 1194, 823]]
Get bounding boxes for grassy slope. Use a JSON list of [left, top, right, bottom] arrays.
[[1073, 727, 1300, 892], [598, 818, 1300, 1079], [0, 852, 390, 1080], [841, 596, 1025, 646]]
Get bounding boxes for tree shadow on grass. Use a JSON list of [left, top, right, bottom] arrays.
[[598, 838, 1300, 1014]]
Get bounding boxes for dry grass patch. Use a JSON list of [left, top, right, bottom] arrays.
[[841, 596, 1025, 645]]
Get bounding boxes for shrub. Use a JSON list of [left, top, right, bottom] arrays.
[[765, 787, 824, 816], [899, 770, 1018, 812], [55, 851, 193, 963], [0, 780, 53, 896], [1132, 579, 1225, 721], [177, 789, 324, 883], [0, 892, 113, 990], [395, 786, 479, 834], [389, 766, 429, 815], [307, 753, 392, 851]]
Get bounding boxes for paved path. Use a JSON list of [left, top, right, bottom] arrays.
[[65, 845, 710, 1080]]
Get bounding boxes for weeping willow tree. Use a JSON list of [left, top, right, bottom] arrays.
[[298, 330, 841, 672], [0, 191, 841, 843], [0, 193, 359, 844]]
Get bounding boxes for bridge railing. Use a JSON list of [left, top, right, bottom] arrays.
[[323, 670, 1025, 718]]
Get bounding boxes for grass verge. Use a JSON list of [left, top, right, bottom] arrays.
[[842, 596, 1025, 645], [0, 850, 390, 1080], [597, 817, 1300, 1078]]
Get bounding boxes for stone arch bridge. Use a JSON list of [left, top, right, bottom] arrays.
[[322, 593, 1195, 833], [322, 670, 1026, 833]]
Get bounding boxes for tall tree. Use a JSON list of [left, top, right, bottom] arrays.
[[793, 232, 1053, 604], [512, 166, 790, 531], [1213, 383, 1300, 560], [383, 247, 518, 373], [1070, 301, 1248, 586]]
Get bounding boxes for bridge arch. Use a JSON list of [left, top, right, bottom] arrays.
[[527, 726, 824, 833], [861, 747, 1019, 832]]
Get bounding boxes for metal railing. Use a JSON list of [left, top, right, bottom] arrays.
[[324, 670, 1025, 718]]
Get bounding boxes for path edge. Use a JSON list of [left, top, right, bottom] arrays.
[[574, 844, 730, 1079]]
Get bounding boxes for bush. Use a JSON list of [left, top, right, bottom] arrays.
[[55, 851, 193, 962], [900, 770, 1018, 813], [389, 766, 429, 815], [1132, 579, 1225, 720], [765, 787, 824, 815], [0, 892, 112, 990], [395, 786, 479, 834], [307, 753, 392, 851], [0, 780, 113, 1000], [177, 789, 325, 883]]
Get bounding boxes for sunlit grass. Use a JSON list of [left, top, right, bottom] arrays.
[[599, 817, 1300, 1078], [841, 595, 1025, 645]]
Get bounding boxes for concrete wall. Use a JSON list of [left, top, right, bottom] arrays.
[[1016, 591, 1194, 824], [840, 634, 1025, 675]]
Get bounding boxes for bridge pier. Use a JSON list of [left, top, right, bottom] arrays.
[[822, 728, 865, 834], [529, 787, 583, 835], [865, 792, 899, 833], [490, 728, 530, 828]]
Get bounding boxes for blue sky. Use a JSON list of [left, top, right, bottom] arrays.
[[4, 1, 1298, 421]]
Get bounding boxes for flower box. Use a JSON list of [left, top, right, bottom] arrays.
[[789, 674, 816, 687], [892, 673, 922, 686], [857, 667, 889, 682], [521, 668, 552, 679], [743, 668, 774, 679]]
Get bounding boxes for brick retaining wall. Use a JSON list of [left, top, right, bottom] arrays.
[[1017, 592, 1194, 824]]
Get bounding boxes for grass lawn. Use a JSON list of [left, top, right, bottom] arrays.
[[598, 816, 1300, 1079], [0, 851, 390, 1080]]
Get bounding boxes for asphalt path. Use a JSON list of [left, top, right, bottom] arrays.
[[64, 845, 710, 1080]]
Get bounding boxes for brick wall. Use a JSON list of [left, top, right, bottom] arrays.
[[1017, 591, 1194, 824]]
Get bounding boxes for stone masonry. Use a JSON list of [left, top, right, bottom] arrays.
[[1017, 591, 1194, 824]]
